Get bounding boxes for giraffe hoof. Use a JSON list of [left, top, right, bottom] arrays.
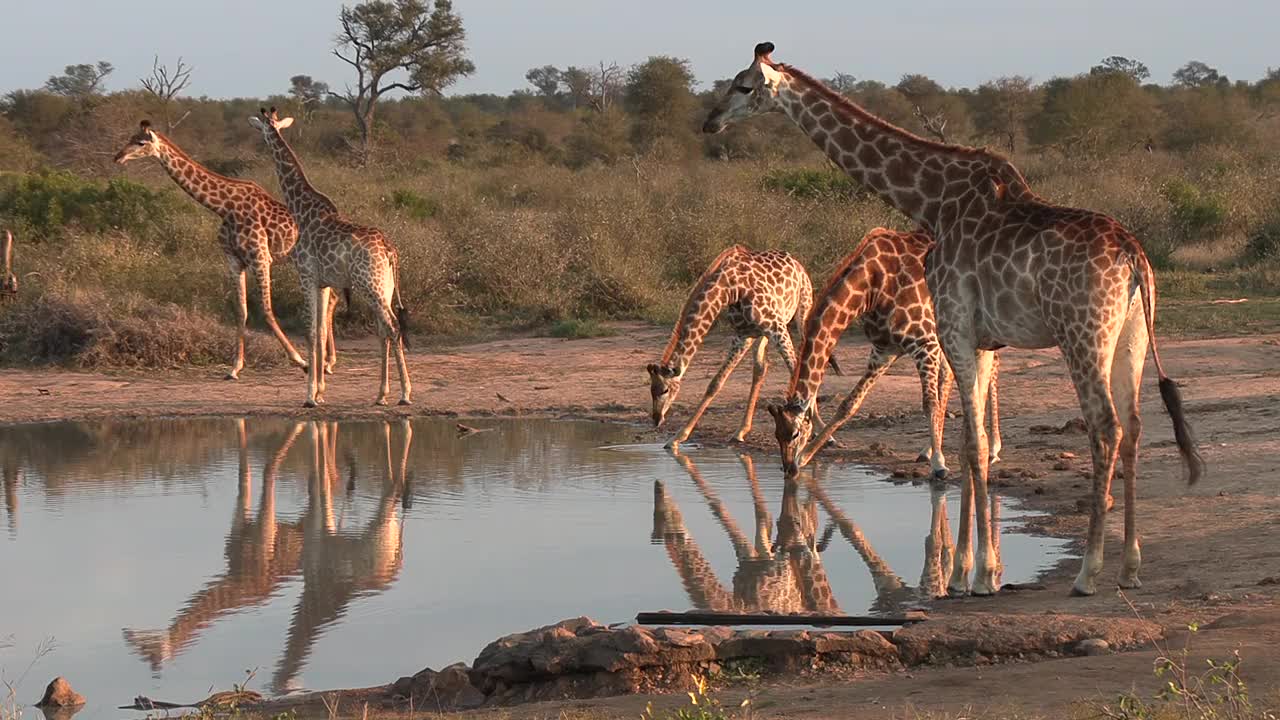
[[303, 400, 318, 409], [375, 398, 389, 407], [398, 398, 412, 406], [1119, 576, 1142, 590], [664, 439, 679, 451], [917, 452, 931, 462], [933, 468, 948, 480], [225, 372, 240, 381]]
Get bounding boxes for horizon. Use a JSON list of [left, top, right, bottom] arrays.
[[3, 1, 1278, 101]]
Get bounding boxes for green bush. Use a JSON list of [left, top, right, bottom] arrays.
[[761, 167, 864, 201], [544, 317, 615, 339], [1160, 178, 1227, 237], [1246, 215, 1280, 263], [388, 188, 441, 220], [0, 170, 182, 242]]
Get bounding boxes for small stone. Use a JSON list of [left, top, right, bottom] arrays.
[[1033, 486, 1045, 494], [891, 469, 910, 479], [35, 678, 85, 708], [1075, 638, 1110, 656], [1058, 451, 1077, 460], [1052, 461, 1071, 471], [911, 468, 928, 479]]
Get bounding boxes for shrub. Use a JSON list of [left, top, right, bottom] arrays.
[[0, 170, 183, 242], [761, 167, 864, 201], [388, 189, 441, 220], [1160, 178, 1227, 237], [1246, 215, 1280, 263]]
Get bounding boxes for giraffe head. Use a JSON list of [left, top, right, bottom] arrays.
[[768, 398, 812, 476], [247, 106, 295, 143], [646, 362, 686, 427], [113, 120, 162, 164], [702, 42, 785, 134]]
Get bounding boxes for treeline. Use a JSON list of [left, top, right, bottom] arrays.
[[2, 53, 1279, 178]]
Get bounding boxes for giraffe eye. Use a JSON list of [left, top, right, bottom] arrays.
[[734, 86, 753, 94]]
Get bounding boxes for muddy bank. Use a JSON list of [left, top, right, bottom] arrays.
[[4, 324, 1280, 717]]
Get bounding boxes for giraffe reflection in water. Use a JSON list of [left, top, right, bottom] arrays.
[[653, 451, 1007, 614], [122, 418, 412, 693]]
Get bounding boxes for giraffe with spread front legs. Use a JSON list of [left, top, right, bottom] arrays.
[[114, 122, 337, 378], [705, 42, 1203, 597], [648, 245, 838, 449], [248, 108, 411, 408], [768, 226, 1001, 477]]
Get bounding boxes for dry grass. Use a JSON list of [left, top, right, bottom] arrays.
[[3, 141, 1280, 368]]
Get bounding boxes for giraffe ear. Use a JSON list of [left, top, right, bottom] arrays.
[[277, 117, 295, 129], [646, 363, 660, 376], [754, 42, 775, 63], [248, 116, 266, 130]]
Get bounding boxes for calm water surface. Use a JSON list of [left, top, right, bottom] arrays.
[[0, 417, 1068, 718]]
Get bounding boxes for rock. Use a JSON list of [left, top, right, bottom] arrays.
[[1052, 461, 1072, 471], [405, 664, 485, 711], [34, 678, 85, 708], [1075, 638, 1110, 656], [894, 614, 1159, 666], [891, 469, 910, 479]]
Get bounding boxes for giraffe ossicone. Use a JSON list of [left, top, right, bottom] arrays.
[[705, 42, 1203, 598]]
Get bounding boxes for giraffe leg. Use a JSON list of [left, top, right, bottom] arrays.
[[987, 354, 1003, 464], [667, 337, 752, 450], [797, 347, 896, 468], [1112, 301, 1148, 589], [733, 337, 769, 442], [912, 345, 950, 479], [1067, 348, 1121, 597], [968, 350, 1000, 595], [371, 293, 411, 406], [324, 292, 339, 375], [376, 336, 392, 406], [227, 267, 248, 380], [304, 286, 329, 407], [316, 290, 335, 399], [943, 346, 981, 596], [253, 256, 307, 371]]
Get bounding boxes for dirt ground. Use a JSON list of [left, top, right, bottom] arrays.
[[3, 323, 1279, 718]]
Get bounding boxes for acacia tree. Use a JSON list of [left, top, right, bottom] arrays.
[[973, 75, 1039, 153], [289, 75, 331, 122], [624, 56, 696, 150], [330, 0, 474, 160], [1173, 60, 1226, 88], [45, 61, 113, 109], [1090, 56, 1150, 83]]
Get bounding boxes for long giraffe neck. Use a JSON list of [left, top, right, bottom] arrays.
[[152, 136, 240, 216], [787, 252, 873, 406], [661, 246, 742, 370], [261, 128, 339, 224], [770, 65, 1032, 232]]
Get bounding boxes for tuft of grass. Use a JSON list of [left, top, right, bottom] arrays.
[[544, 317, 616, 339]]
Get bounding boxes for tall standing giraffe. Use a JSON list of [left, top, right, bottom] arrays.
[[769, 227, 1001, 477], [113, 122, 337, 378], [705, 43, 1202, 597], [248, 108, 411, 408], [648, 245, 838, 449]]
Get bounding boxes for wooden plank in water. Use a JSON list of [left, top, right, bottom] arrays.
[[635, 611, 926, 627]]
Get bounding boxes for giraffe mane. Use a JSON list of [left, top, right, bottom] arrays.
[[660, 245, 746, 365], [266, 125, 341, 217], [776, 64, 1007, 162]]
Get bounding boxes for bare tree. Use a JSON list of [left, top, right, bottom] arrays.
[[329, 0, 475, 161], [913, 105, 949, 143], [289, 74, 331, 124], [590, 61, 622, 113], [140, 56, 193, 131]]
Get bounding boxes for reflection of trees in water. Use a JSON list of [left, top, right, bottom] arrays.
[[119, 419, 412, 694], [653, 454, 1005, 614], [0, 417, 649, 510]]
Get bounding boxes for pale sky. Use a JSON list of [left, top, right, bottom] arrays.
[[2, 0, 1277, 99]]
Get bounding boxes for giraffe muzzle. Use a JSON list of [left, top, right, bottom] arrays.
[[702, 118, 724, 134]]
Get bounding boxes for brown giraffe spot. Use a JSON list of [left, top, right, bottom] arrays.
[[857, 142, 883, 169]]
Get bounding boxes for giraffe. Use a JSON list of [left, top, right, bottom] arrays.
[[767, 226, 1001, 478], [649, 245, 839, 449], [704, 42, 1203, 596], [1, 229, 17, 299], [113, 122, 338, 378], [247, 108, 411, 408]]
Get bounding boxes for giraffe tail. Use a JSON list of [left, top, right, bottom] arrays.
[[1129, 244, 1203, 485], [827, 352, 844, 376], [342, 287, 353, 318]]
